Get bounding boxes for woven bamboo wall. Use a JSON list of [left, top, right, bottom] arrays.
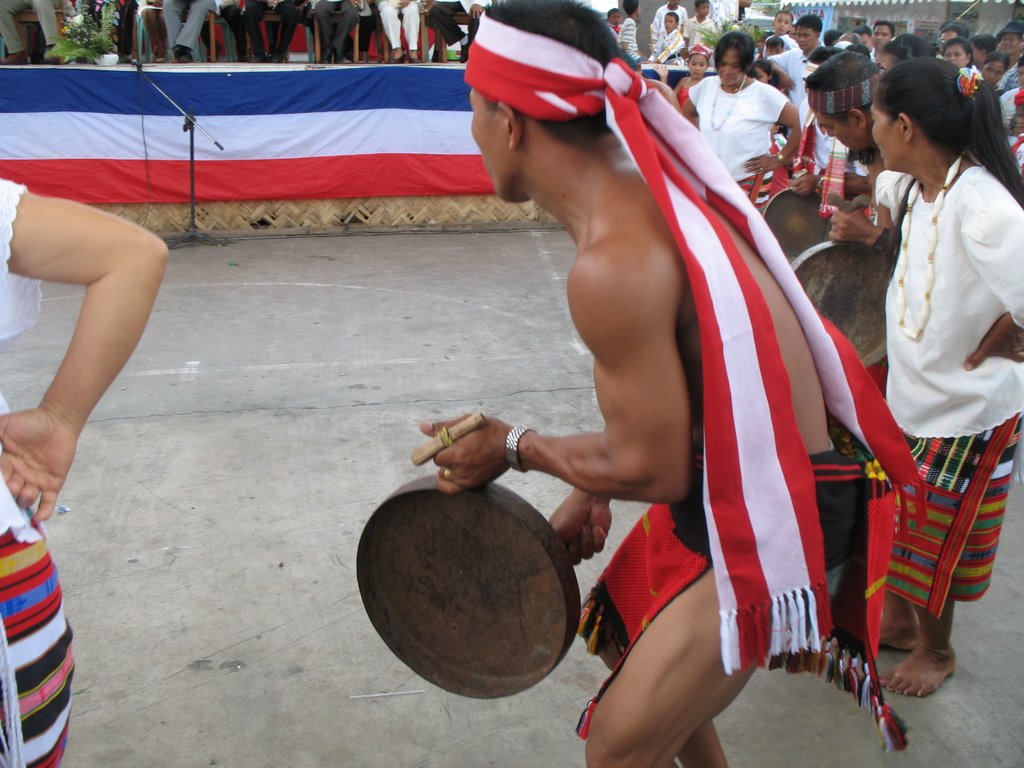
[[95, 196, 557, 234]]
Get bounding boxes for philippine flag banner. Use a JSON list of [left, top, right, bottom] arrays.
[[0, 66, 493, 204]]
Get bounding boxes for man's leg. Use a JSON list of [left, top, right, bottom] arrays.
[[269, 0, 298, 59], [881, 599, 956, 698], [584, 571, 754, 768], [245, 1, 268, 59], [401, 5, 419, 56], [173, 0, 216, 57], [312, 0, 336, 60], [30, 0, 59, 45], [0, 0, 33, 57], [328, 0, 357, 61], [378, 1, 401, 58], [162, 0, 185, 54]]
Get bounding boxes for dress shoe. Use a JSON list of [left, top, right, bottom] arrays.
[[174, 46, 193, 63], [459, 42, 470, 63], [271, 51, 286, 63], [0, 51, 29, 65]]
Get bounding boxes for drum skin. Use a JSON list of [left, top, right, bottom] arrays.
[[792, 240, 894, 366], [764, 190, 832, 262], [357, 477, 581, 698]]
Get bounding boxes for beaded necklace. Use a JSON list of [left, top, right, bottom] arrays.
[[894, 154, 963, 341], [709, 76, 746, 131]]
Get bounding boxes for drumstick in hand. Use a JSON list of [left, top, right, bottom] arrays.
[[411, 413, 485, 465]]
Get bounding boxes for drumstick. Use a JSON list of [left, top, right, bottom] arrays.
[[411, 413, 486, 465]]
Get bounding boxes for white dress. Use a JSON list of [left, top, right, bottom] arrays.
[[876, 167, 1024, 439], [688, 77, 789, 181]]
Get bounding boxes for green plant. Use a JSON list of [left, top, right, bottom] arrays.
[[46, 3, 116, 62], [701, 19, 767, 50]]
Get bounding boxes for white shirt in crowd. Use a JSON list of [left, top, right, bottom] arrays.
[[650, 3, 688, 58], [770, 46, 810, 105], [798, 99, 832, 172], [688, 77, 789, 181], [876, 167, 1024, 438]]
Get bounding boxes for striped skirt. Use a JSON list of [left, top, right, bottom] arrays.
[[737, 172, 773, 211], [888, 414, 1021, 616], [0, 531, 74, 767]]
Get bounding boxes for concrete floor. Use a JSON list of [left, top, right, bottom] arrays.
[[3, 230, 1023, 768]]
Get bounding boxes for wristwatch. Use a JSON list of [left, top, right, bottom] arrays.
[[504, 425, 533, 472]]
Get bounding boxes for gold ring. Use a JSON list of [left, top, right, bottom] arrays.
[[442, 467, 453, 481], [437, 427, 453, 448]]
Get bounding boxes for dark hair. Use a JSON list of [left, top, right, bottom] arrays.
[[873, 20, 895, 36], [970, 33, 997, 56], [775, 9, 793, 21], [694, 0, 709, 8], [942, 36, 971, 59], [622, 0, 639, 16], [882, 33, 934, 62], [805, 50, 878, 118], [984, 50, 1010, 69], [853, 24, 872, 36], [823, 28, 842, 46], [664, 11, 679, 22], [485, 0, 623, 143], [808, 44, 837, 65], [875, 57, 1024, 208], [606, 7, 621, 18], [939, 20, 970, 39], [765, 35, 784, 50], [846, 43, 871, 57], [795, 14, 823, 34], [749, 58, 777, 86], [714, 30, 756, 71]]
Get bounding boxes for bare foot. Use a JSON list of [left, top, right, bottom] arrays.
[[879, 622, 918, 651], [880, 644, 956, 697]]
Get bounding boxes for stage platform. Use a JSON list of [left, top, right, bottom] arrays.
[[0, 62, 556, 233]]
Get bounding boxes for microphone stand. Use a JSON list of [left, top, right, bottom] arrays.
[[132, 59, 231, 249]]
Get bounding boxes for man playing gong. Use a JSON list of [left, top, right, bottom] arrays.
[[422, 1, 921, 764]]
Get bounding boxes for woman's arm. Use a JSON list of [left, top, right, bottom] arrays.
[[1, 194, 167, 516]]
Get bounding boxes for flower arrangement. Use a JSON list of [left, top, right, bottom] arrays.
[[701, 19, 767, 50], [46, 3, 116, 62]]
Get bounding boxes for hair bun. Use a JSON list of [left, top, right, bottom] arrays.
[[957, 67, 981, 98]]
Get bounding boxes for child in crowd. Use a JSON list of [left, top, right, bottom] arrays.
[[651, 11, 685, 63], [617, 0, 641, 68], [764, 35, 785, 57], [942, 36, 975, 72], [607, 7, 622, 36], [674, 43, 710, 103]]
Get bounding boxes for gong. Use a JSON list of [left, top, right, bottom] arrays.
[[764, 189, 832, 262], [792, 240, 894, 366], [357, 477, 580, 698]]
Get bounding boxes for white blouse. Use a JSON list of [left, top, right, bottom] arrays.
[[0, 178, 43, 542], [688, 77, 789, 181], [876, 167, 1024, 438]]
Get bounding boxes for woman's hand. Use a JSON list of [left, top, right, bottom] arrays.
[[743, 153, 781, 175], [0, 406, 79, 520], [549, 488, 611, 565]]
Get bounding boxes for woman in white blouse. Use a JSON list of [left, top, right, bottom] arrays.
[[682, 31, 801, 210], [0, 182, 166, 764], [871, 59, 1024, 699]]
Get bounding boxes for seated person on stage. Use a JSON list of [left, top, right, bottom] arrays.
[[209, 0, 245, 61], [246, 0, 306, 62], [163, 0, 217, 62], [425, 0, 480, 63], [312, 0, 359, 63], [424, 0, 921, 763], [378, 0, 421, 63], [0, 0, 60, 65]]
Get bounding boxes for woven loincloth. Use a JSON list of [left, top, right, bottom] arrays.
[[888, 414, 1022, 616]]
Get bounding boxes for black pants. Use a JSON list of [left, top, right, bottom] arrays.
[[425, 0, 476, 46], [245, 0, 301, 57]]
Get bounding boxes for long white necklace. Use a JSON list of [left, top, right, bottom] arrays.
[[894, 154, 963, 341], [710, 76, 746, 131]]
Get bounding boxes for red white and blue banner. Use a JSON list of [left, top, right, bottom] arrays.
[[0, 65, 492, 204]]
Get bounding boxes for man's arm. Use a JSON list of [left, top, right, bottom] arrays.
[[426, 236, 693, 504]]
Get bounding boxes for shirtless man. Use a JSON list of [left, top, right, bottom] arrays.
[[422, 0, 919, 763]]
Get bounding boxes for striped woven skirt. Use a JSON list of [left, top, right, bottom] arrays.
[[737, 172, 773, 211], [888, 414, 1022, 616], [0, 531, 74, 767]]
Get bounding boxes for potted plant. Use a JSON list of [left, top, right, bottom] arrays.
[[46, 3, 118, 65]]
